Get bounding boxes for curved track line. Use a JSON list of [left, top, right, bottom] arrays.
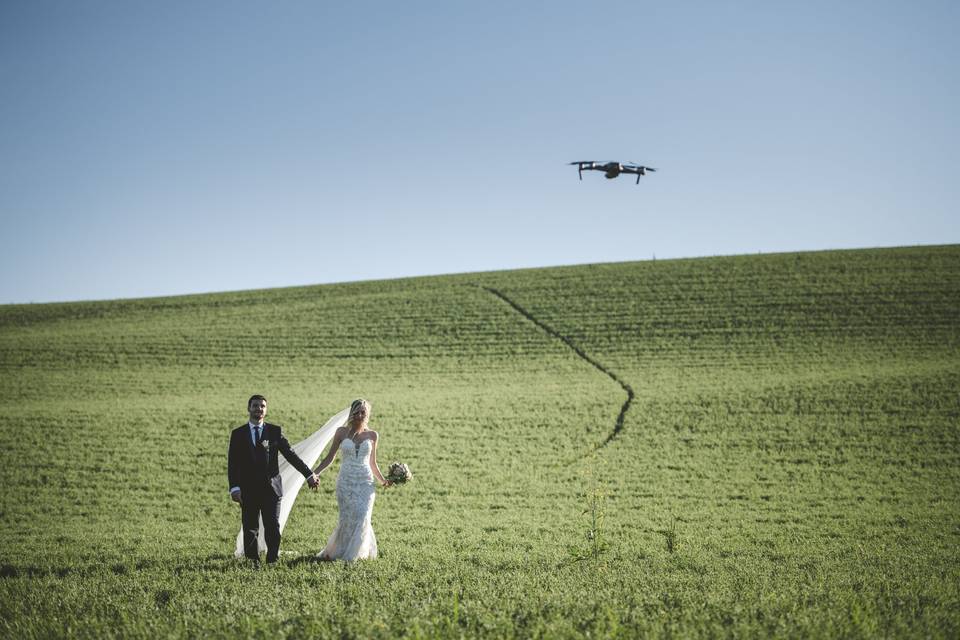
[[478, 285, 634, 447]]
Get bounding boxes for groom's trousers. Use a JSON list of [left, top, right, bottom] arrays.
[[241, 487, 282, 563]]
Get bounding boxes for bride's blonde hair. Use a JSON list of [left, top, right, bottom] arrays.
[[347, 398, 371, 433]]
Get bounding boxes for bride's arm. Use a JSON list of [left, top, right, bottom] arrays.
[[313, 427, 345, 475], [368, 432, 390, 487]]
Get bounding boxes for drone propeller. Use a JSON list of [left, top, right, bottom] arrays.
[[624, 163, 653, 183], [569, 161, 594, 180], [624, 162, 658, 184]]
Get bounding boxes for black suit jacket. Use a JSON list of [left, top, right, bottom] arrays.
[[227, 423, 313, 497]]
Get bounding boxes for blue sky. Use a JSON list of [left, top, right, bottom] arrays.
[[2, 1, 958, 304]]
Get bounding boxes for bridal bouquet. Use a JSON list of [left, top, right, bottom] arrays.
[[386, 462, 413, 485]]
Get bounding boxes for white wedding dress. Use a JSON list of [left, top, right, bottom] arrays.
[[318, 438, 378, 560]]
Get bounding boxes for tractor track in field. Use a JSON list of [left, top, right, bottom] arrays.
[[478, 285, 634, 448]]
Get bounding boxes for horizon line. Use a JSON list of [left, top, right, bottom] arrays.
[[3, 241, 955, 307]]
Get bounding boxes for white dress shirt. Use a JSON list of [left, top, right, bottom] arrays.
[[248, 421, 264, 446]]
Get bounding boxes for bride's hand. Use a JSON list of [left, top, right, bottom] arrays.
[[382, 480, 393, 488]]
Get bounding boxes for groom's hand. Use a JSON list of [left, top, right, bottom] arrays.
[[230, 489, 242, 504], [307, 473, 319, 489]]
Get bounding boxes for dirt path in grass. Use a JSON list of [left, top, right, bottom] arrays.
[[479, 285, 634, 447]]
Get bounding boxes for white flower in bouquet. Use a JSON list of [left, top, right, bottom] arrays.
[[387, 462, 412, 485]]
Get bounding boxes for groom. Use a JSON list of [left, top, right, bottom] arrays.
[[228, 394, 319, 564]]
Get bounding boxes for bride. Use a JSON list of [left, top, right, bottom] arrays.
[[312, 398, 391, 560]]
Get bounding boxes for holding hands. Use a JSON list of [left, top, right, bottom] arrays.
[[229, 475, 317, 504]]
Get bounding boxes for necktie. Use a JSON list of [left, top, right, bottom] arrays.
[[253, 425, 261, 445]]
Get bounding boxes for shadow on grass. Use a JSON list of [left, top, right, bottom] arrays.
[[0, 551, 352, 580], [285, 554, 332, 568]]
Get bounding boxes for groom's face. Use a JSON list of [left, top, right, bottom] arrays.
[[249, 399, 267, 424]]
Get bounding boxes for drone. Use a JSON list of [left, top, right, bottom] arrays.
[[569, 161, 657, 184]]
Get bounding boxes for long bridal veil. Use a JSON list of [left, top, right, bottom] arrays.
[[234, 407, 349, 558]]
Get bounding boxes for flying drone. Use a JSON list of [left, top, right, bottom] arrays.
[[569, 161, 657, 184]]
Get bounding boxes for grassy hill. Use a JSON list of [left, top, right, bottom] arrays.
[[1, 245, 958, 638]]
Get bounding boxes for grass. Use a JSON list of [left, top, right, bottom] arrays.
[[0, 244, 958, 638]]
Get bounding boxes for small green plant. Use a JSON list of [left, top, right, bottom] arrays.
[[569, 489, 610, 563], [663, 517, 679, 554]]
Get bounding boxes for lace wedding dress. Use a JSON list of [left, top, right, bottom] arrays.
[[318, 438, 378, 560]]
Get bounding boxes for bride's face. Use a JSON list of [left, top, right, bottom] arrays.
[[355, 409, 369, 428]]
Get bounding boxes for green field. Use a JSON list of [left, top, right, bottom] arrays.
[[1, 245, 958, 638]]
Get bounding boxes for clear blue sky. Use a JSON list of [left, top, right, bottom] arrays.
[[2, 1, 958, 304]]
